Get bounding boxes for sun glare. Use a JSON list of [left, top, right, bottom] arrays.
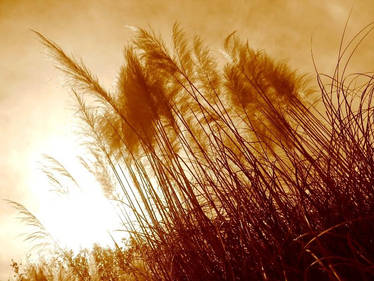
[[28, 132, 124, 253], [39, 186, 120, 251]]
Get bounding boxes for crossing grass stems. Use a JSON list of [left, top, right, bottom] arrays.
[[10, 22, 374, 281]]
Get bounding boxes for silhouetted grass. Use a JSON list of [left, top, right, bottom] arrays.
[[10, 22, 374, 280]]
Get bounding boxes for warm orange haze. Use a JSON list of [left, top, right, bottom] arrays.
[[2, 1, 374, 281]]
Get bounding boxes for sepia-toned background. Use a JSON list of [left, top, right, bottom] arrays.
[[1, 0, 374, 279]]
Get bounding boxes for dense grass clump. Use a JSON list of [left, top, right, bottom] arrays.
[[10, 23, 374, 280]]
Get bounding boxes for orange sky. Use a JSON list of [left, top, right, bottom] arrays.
[[1, 0, 374, 279]]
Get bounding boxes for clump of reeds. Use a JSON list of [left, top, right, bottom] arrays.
[[11, 22, 374, 281], [10, 239, 150, 281]]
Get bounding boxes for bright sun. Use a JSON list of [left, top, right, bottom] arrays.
[[39, 185, 121, 252], [28, 133, 124, 253]]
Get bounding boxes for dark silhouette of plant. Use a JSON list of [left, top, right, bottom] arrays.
[[10, 22, 374, 281]]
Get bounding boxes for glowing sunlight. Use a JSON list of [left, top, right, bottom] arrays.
[[28, 133, 122, 252], [39, 186, 119, 252]]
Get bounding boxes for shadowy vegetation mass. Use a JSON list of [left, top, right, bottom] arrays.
[[10, 23, 374, 280]]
